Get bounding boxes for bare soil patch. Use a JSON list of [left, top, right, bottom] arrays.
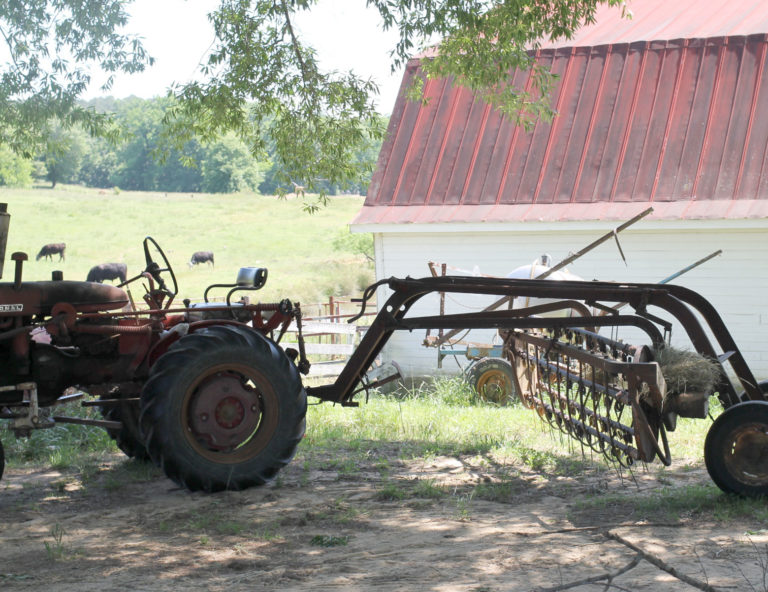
[[1, 447, 766, 591]]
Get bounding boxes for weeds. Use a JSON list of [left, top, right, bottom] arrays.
[[43, 523, 67, 561], [454, 492, 474, 521], [473, 475, 523, 502], [376, 481, 407, 501], [413, 478, 448, 499], [309, 534, 350, 547]]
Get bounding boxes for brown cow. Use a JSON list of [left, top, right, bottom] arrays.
[[36, 243, 66, 262], [86, 263, 127, 284], [188, 251, 214, 268]]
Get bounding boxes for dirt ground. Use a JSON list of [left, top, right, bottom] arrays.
[[1, 445, 766, 592]]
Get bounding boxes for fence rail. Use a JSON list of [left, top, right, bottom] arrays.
[[280, 298, 375, 377]]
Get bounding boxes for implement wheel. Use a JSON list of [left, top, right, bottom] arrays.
[[466, 357, 517, 404], [704, 401, 768, 497], [140, 324, 307, 492]]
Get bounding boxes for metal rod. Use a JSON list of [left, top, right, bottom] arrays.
[[431, 207, 654, 346], [51, 416, 122, 430], [657, 249, 722, 284]]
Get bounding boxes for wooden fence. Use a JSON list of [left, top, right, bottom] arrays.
[[280, 298, 374, 377]]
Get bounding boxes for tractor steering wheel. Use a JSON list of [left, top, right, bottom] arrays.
[[143, 236, 178, 297]]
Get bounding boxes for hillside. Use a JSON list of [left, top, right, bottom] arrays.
[[0, 186, 370, 307]]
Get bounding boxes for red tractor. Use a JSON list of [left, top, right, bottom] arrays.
[[0, 204, 309, 491]]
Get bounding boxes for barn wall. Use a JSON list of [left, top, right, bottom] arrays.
[[367, 222, 768, 383]]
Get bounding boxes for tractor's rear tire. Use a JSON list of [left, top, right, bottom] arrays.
[[100, 395, 149, 461], [704, 401, 768, 497], [466, 357, 518, 404], [140, 324, 307, 492]]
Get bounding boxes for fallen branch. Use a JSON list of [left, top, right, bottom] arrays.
[[605, 531, 721, 592], [532, 554, 641, 591]]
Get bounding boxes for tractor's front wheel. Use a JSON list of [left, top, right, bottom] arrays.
[[704, 401, 768, 497], [140, 325, 307, 492]]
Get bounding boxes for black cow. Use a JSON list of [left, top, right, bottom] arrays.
[[36, 243, 66, 262], [86, 263, 127, 284], [189, 251, 214, 268]]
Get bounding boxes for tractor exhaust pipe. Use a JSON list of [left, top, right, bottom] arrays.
[[0, 203, 9, 279]]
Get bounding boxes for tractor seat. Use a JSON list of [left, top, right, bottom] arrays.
[[0, 281, 129, 317]]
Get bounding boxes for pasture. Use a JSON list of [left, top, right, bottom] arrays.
[[0, 185, 371, 305]]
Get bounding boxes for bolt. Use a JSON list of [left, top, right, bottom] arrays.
[[200, 413, 209, 422], [251, 405, 257, 412]]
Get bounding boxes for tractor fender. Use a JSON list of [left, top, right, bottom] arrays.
[[147, 320, 262, 368]]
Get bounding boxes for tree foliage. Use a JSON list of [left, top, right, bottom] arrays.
[[1, 0, 626, 202], [42, 122, 87, 187], [0, 144, 33, 187], [0, 0, 153, 156]]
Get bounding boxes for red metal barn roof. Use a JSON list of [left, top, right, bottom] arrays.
[[357, 0, 768, 225]]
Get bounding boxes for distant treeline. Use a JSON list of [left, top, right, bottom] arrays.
[[0, 96, 385, 195]]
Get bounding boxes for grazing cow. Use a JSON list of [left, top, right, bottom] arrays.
[[86, 263, 127, 284], [188, 251, 214, 268], [36, 243, 66, 262]]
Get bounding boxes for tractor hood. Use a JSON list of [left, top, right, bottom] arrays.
[[0, 280, 129, 317]]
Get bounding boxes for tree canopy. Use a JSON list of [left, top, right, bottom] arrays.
[[0, 0, 153, 155], [1, 0, 626, 206]]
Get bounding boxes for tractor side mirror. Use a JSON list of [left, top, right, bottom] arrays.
[[236, 267, 268, 290]]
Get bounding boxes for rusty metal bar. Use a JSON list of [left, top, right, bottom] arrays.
[[306, 275, 760, 409], [50, 416, 122, 430]]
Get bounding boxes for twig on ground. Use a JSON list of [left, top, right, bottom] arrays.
[[531, 554, 641, 592], [605, 531, 721, 592]]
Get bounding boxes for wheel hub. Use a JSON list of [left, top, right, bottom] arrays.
[[477, 371, 511, 404], [725, 423, 768, 485], [189, 372, 261, 451]]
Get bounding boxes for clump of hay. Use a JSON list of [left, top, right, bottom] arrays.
[[652, 345, 721, 395]]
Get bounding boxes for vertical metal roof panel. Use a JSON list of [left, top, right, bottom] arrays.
[[408, 77, 453, 203], [426, 86, 475, 204]]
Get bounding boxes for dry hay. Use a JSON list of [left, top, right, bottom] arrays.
[[652, 345, 721, 396]]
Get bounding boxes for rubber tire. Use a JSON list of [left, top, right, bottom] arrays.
[[704, 400, 768, 497], [0, 436, 4, 482], [100, 396, 150, 461], [465, 357, 518, 404], [139, 324, 307, 492]]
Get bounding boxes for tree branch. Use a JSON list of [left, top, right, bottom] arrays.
[[605, 531, 722, 592], [275, 0, 311, 90], [532, 554, 641, 592]]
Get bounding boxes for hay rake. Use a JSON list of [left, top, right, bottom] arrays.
[[504, 327, 670, 468], [309, 275, 768, 498]]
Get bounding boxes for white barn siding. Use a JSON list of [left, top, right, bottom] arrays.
[[363, 220, 768, 382]]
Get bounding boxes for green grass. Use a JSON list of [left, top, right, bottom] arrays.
[[0, 185, 370, 305], [570, 483, 768, 525]]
